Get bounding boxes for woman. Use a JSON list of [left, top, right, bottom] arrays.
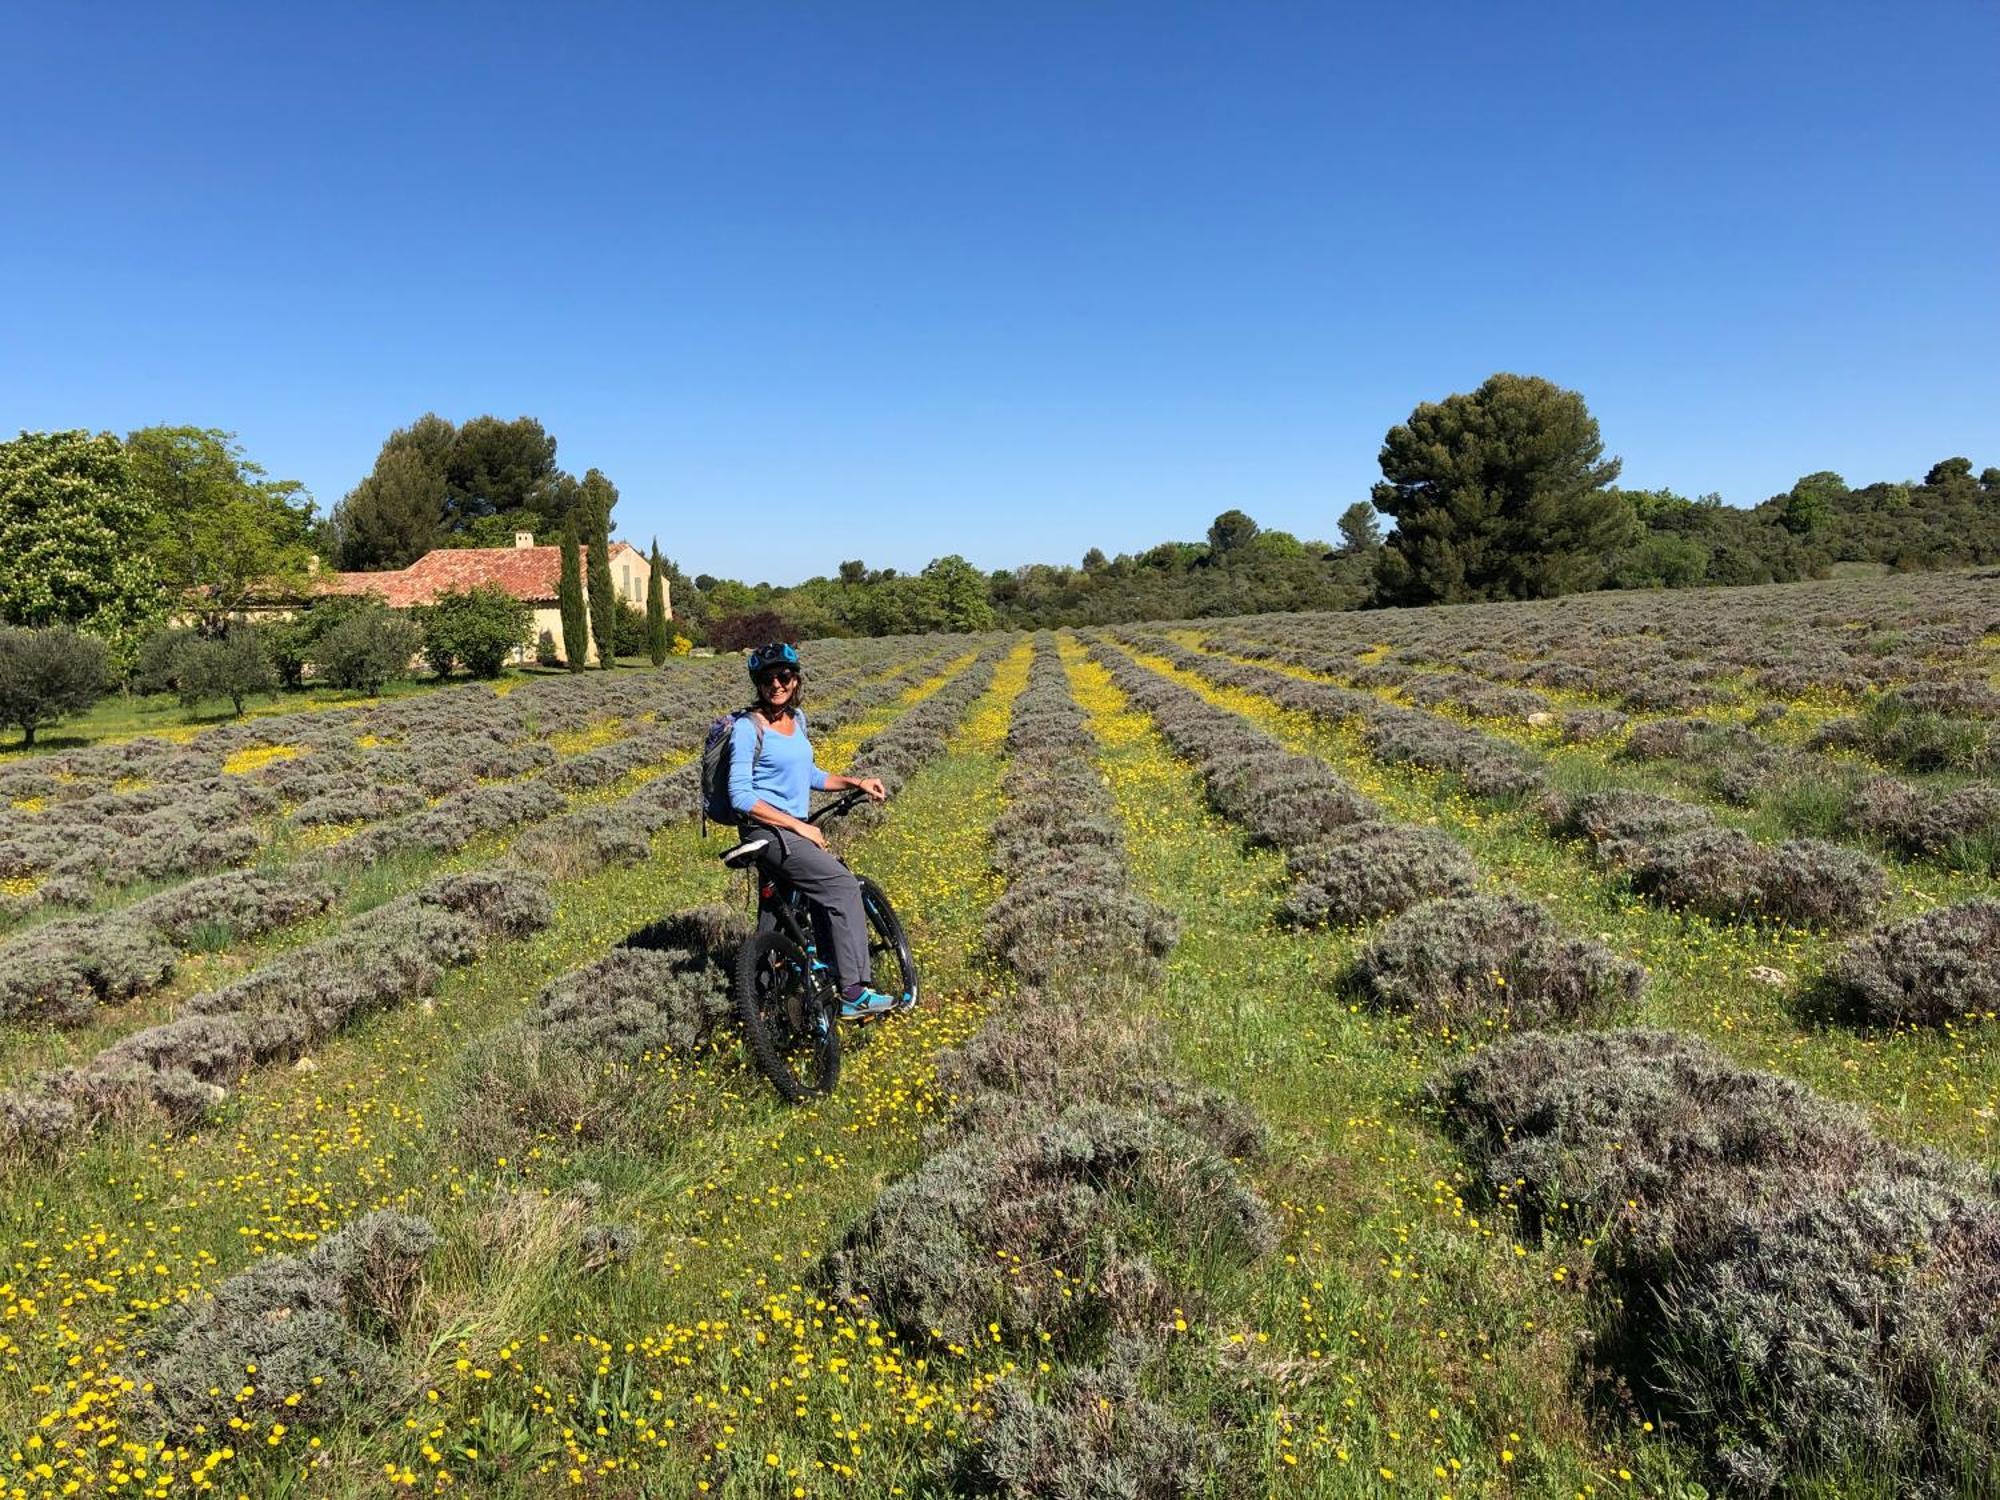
[[727, 642, 901, 1019]]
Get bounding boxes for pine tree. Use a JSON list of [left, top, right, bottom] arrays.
[[557, 525, 588, 671], [1371, 373, 1630, 604], [582, 470, 618, 670], [645, 539, 669, 666]]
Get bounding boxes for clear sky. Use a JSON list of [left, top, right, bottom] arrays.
[[3, 1, 1994, 583]]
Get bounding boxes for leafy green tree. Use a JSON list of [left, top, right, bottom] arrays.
[[1780, 471, 1846, 535], [1206, 509, 1260, 557], [441, 416, 561, 534], [657, 555, 708, 645], [612, 600, 650, 659], [1370, 373, 1630, 604], [307, 604, 420, 693], [1251, 529, 1308, 558], [172, 628, 279, 715], [921, 554, 994, 631], [558, 526, 588, 671], [582, 469, 618, 668], [417, 584, 532, 678], [259, 595, 378, 688], [126, 427, 318, 629], [332, 414, 580, 568], [645, 540, 670, 666], [1337, 502, 1382, 554], [0, 626, 108, 745], [1081, 547, 1109, 573], [333, 413, 457, 567], [0, 431, 164, 664], [1608, 532, 1710, 589], [331, 437, 448, 569], [837, 559, 867, 585], [1925, 456, 1978, 496]]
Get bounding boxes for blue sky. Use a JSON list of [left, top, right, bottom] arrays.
[[2, 1, 1994, 583]]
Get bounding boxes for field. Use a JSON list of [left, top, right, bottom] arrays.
[[0, 571, 1996, 1498]]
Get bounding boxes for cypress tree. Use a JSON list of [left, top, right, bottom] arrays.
[[582, 469, 618, 670], [645, 538, 670, 666], [557, 525, 588, 671]]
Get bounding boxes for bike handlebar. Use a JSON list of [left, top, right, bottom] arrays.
[[807, 788, 874, 826]]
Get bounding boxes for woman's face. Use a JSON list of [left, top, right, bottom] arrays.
[[757, 667, 799, 708]]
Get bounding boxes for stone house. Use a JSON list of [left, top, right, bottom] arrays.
[[313, 532, 664, 665]]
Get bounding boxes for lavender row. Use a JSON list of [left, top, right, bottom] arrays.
[[1090, 635, 1642, 1034], [1140, 632, 1899, 932], [981, 637, 1176, 985]]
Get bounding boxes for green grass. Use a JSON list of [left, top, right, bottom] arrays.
[[1061, 642, 1692, 1495], [0, 643, 1029, 1498], [3, 675, 481, 755]]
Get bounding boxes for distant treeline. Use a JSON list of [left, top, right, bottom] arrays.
[[679, 372, 1998, 642], [8, 382, 1994, 661]]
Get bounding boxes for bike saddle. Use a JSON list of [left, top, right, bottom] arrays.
[[720, 836, 770, 868]]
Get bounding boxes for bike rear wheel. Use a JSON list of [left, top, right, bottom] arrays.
[[857, 875, 919, 1012], [735, 930, 840, 1103]]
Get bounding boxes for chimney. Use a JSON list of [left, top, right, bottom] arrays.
[[514, 531, 534, 549]]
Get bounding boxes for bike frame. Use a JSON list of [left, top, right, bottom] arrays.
[[739, 788, 871, 997]]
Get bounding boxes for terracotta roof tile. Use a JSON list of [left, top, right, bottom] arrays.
[[317, 541, 645, 609]]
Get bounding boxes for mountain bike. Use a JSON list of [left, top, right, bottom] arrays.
[[718, 789, 919, 1103]]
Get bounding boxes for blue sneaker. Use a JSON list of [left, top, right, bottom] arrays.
[[839, 988, 898, 1021]]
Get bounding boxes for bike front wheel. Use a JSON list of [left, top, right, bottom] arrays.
[[734, 930, 841, 1103], [857, 875, 919, 1012]]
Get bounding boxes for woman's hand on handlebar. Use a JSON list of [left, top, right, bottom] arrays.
[[854, 776, 887, 802]]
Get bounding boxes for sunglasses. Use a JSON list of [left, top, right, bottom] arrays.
[[757, 667, 799, 685]]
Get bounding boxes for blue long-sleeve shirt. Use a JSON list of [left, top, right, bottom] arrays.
[[727, 711, 826, 820]]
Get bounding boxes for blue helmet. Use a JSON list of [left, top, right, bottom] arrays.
[[747, 641, 801, 679]]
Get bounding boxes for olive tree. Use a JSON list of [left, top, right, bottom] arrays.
[[0, 626, 108, 746]]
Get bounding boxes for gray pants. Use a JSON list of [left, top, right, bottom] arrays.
[[753, 827, 872, 990]]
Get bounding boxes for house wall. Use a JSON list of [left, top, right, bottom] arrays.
[[526, 604, 581, 665]]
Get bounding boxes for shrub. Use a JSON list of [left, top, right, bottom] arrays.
[[417, 584, 532, 679], [824, 1103, 1274, 1355], [1553, 788, 1712, 865], [535, 628, 559, 667], [1352, 893, 1642, 1034], [0, 626, 107, 745], [168, 628, 279, 715], [525, 948, 731, 1059], [935, 994, 1262, 1161], [959, 1354, 1233, 1499], [1559, 708, 1628, 743], [0, 915, 176, 1024], [1429, 1029, 2000, 1492], [1280, 823, 1476, 928], [982, 879, 1179, 987], [138, 1211, 438, 1436], [1429, 1029, 1895, 1243], [308, 604, 421, 693], [131, 869, 337, 946], [1629, 826, 1886, 928], [1822, 899, 2000, 1028]]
